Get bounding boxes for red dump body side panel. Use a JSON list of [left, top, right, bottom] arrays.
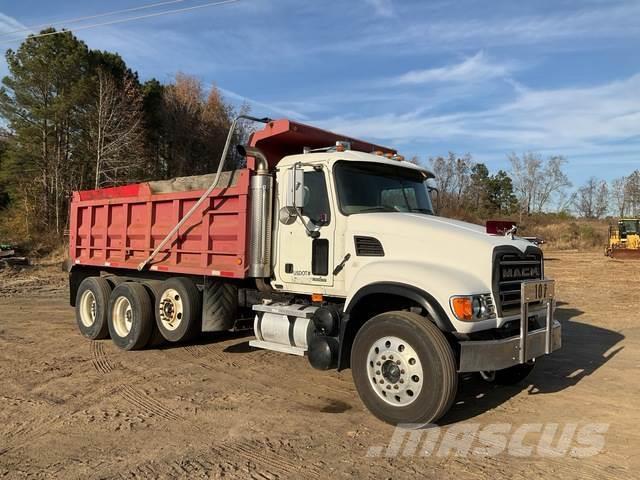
[[69, 119, 394, 278], [69, 169, 251, 278]]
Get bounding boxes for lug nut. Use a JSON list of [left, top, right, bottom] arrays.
[[400, 370, 405, 374], [386, 385, 391, 390], [381, 355, 386, 360], [396, 360, 401, 365], [399, 379, 404, 384], [376, 370, 380, 375], [394, 385, 399, 390], [389, 355, 394, 360]]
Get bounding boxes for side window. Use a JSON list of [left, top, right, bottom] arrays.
[[303, 171, 331, 225]]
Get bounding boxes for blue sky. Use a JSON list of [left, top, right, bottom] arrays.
[[0, 0, 638, 186]]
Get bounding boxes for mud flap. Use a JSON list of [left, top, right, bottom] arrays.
[[202, 277, 238, 332]]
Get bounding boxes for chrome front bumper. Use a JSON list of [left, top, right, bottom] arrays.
[[458, 279, 561, 373], [458, 321, 561, 372]]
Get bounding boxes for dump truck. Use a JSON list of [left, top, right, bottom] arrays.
[[67, 115, 561, 425], [606, 218, 640, 259]]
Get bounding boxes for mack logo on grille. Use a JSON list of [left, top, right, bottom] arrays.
[[501, 266, 541, 280]]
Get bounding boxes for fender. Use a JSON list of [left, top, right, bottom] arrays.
[[336, 282, 454, 370]]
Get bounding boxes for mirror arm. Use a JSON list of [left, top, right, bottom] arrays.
[[297, 210, 320, 238]]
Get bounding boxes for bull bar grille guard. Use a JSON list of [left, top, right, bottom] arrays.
[[458, 279, 560, 373]]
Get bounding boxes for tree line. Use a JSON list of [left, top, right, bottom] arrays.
[[0, 29, 639, 247], [427, 151, 640, 221], [0, 28, 248, 242]]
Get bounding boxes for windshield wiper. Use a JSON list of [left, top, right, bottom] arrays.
[[409, 207, 433, 215], [357, 206, 397, 213]]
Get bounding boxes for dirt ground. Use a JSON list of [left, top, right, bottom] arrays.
[[1, 251, 639, 479]]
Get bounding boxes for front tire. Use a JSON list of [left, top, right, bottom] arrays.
[[108, 282, 153, 350], [351, 311, 458, 426]]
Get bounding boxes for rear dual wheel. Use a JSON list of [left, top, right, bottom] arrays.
[[154, 277, 201, 343], [108, 282, 154, 351], [76, 277, 112, 340]]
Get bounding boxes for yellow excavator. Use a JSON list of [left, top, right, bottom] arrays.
[[606, 218, 640, 259]]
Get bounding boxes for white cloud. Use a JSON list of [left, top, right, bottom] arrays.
[[218, 86, 309, 120], [392, 51, 515, 85], [312, 1, 640, 55], [316, 73, 640, 152], [363, 0, 394, 18], [0, 12, 28, 37]]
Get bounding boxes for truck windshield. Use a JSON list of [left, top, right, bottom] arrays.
[[334, 161, 434, 215]]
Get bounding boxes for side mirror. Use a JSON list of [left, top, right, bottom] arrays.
[[285, 165, 305, 209]]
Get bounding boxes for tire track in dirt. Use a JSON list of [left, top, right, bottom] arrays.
[[111, 435, 324, 479], [89, 341, 187, 424], [90, 341, 113, 374], [182, 344, 239, 368], [168, 341, 354, 401], [115, 384, 183, 422], [112, 457, 250, 480], [0, 415, 62, 455], [212, 439, 323, 479]]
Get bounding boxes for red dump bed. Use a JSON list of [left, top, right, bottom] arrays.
[[69, 119, 393, 278]]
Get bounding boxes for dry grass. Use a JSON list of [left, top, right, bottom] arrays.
[[519, 217, 608, 250], [443, 209, 611, 251]]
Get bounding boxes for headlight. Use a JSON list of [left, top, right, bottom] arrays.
[[450, 294, 495, 321]]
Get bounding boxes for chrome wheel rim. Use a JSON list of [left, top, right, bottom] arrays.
[[79, 290, 97, 327], [158, 288, 183, 331], [112, 296, 133, 337], [367, 335, 424, 406]]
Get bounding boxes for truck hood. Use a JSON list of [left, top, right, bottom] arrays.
[[346, 213, 532, 250], [345, 213, 537, 294]]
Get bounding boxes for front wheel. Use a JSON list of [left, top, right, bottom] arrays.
[[351, 311, 458, 426]]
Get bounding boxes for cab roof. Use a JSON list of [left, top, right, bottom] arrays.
[[277, 149, 435, 178]]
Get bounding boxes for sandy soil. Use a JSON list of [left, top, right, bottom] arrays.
[[1, 251, 639, 479]]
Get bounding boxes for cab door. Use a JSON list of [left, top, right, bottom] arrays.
[[277, 167, 335, 288]]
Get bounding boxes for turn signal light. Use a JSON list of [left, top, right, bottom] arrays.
[[451, 297, 473, 321], [311, 293, 324, 303]]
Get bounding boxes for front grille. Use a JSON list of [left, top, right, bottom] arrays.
[[495, 251, 543, 314], [354, 236, 384, 256]]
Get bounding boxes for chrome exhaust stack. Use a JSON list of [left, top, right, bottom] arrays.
[[238, 145, 273, 278], [237, 145, 269, 175]]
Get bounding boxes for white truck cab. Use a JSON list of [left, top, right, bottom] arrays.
[[254, 141, 561, 425]]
